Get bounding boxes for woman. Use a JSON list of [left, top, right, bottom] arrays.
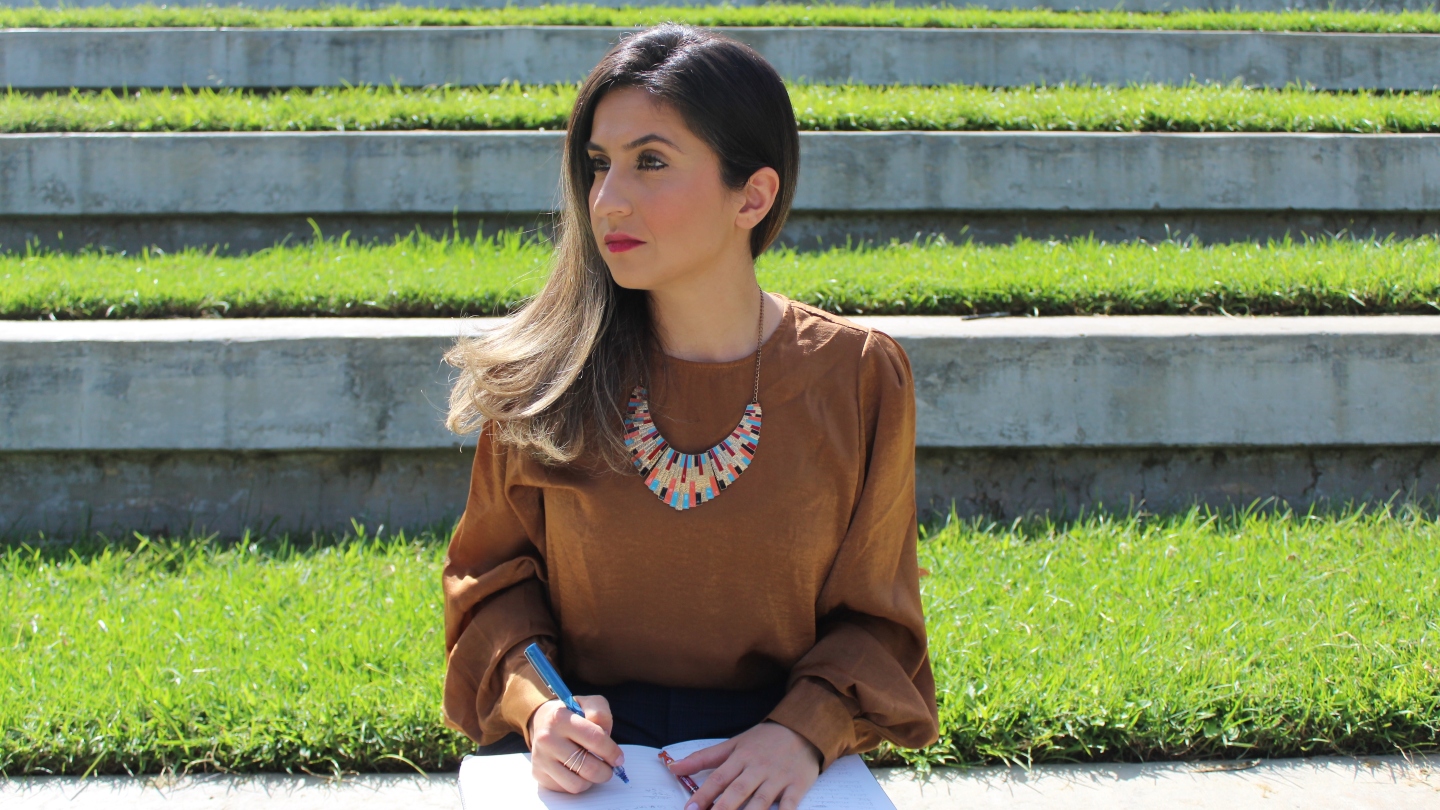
[[442, 24, 938, 810]]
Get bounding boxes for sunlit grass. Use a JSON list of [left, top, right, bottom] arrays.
[[3, 505, 1437, 774], [10, 83, 1440, 134], [5, 230, 1439, 319], [5, 4, 1440, 33]]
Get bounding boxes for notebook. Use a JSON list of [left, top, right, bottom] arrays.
[[458, 737, 897, 810]]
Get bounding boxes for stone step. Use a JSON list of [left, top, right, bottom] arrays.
[[3, 315, 1437, 534], [0, 753, 1436, 809], [4, 131, 1436, 252], [5, 0, 1436, 14], [7, 27, 1436, 91]]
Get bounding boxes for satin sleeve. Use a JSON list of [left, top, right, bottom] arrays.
[[442, 425, 558, 747], [764, 329, 940, 770]]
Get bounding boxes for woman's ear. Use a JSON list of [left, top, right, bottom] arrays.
[[735, 167, 781, 230]]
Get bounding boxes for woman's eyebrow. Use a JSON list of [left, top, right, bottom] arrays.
[[585, 134, 682, 153], [624, 134, 681, 151]]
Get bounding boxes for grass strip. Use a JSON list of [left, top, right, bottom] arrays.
[[3, 505, 1436, 775], [10, 83, 1440, 134], [5, 231, 1440, 319], [5, 4, 1440, 33]]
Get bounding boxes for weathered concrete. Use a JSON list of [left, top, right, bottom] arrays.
[[5, 132, 1439, 222], [0, 449, 471, 537], [6, 27, 1439, 91], [4, 316, 1440, 534], [3, 0, 1437, 10], [915, 445, 1440, 518], [6, 443, 1437, 536], [7, 316, 1440, 452], [3, 755, 1436, 809]]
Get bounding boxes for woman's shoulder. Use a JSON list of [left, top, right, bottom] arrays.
[[782, 298, 910, 374]]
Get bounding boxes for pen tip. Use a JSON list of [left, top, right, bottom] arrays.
[[616, 766, 630, 784]]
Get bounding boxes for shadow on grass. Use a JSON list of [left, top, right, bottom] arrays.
[[0, 516, 459, 566]]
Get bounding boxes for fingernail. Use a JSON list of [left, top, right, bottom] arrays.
[[616, 753, 625, 767], [685, 804, 699, 810]]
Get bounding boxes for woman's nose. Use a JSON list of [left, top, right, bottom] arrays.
[[590, 171, 633, 220]]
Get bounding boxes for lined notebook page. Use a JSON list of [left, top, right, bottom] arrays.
[[459, 740, 896, 810]]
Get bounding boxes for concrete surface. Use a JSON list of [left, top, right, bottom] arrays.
[[1, 449, 474, 537], [4, 316, 1440, 534], [2, 755, 1436, 809], [7, 316, 1440, 452], [6, 27, 1438, 91], [6, 132, 1440, 219], [6, 442, 1438, 537], [914, 444, 1440, 518], [2, 0, 1436, 10]]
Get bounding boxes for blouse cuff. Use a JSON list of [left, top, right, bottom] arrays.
[[499, 642, 556, 749], [764, 677, 855, 772]]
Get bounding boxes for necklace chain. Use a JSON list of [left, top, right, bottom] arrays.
[[751, 287, 764, 404]]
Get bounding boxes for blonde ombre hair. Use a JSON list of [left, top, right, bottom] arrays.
[[445, 25, 799, 470]]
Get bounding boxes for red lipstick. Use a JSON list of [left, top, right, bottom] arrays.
[[604, 232, 645, 253]]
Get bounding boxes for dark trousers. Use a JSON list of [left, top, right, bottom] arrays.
[[474, 679, 786, 756]]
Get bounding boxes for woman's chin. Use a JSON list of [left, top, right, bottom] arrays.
[[605, 264, 667, 292]]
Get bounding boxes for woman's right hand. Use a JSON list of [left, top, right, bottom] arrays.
[[527, 695, 625, 793]]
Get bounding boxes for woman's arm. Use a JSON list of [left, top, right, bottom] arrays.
[[442, 425, 558, 748], [764, 328, 939, 767], [672, 329, 939, 809]]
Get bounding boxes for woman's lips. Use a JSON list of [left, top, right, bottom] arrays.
[[599, 233, 645, 252]]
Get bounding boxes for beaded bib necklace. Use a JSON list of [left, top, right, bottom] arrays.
[[623, 290, 766, 511]]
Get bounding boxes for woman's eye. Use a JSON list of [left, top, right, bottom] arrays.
[[589, 156, 609, 173], [637, 153, 667, 170]]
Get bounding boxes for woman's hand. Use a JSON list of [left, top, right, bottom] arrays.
[[527, 696, 625, 794], [668, 721, 822, 810]]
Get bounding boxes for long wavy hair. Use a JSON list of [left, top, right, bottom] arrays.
[[445, 25, 800, 470]]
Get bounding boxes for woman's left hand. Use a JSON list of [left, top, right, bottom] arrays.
[[668, 720, 822, 810]]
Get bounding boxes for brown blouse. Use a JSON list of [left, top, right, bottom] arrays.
[[441, 297, 939, 770]]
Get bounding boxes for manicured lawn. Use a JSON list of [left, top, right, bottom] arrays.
[[5, 4, 1439, 33], [5, 232, 1439, 319], [12, 83, 1440, 134], [3, 506, 1436, 775]]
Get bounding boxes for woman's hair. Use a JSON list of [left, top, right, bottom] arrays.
[[445, 24, 800, 470]]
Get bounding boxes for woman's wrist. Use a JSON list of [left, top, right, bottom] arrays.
[[763, 720, 823, 767]]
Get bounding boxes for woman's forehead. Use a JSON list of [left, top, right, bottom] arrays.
[[589, 88, 694, 150]]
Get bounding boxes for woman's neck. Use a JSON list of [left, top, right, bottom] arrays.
[[648, 269, 785, 364]]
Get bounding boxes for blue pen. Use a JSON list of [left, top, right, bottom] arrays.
[[523, 642, 630, 784]]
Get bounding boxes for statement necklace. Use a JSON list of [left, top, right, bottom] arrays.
[[623, 290, 766, 511]]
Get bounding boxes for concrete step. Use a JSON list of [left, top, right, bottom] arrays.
[[7, 26, 1438, 91], [3, 316, 1438, 534], [5, 0, 1437, 14], [3, 755, 1436, 809], [5, 131, 1437, 252]]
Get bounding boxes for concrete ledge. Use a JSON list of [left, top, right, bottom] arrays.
[[6, 444, 1436, 536], [1, 449, 472, 537], [6, 316, 1439, 451], [4, 316, 1439, 533], [5, 132, 1438, 221], [2, 755, 1435, 809], [4, 0, 1437, 11], [5, 27, 1438, 91]]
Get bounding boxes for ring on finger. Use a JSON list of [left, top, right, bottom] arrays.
[[563, 748, 589, 774]]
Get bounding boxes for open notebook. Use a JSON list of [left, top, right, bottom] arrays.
[[458, 737, 896, 810]]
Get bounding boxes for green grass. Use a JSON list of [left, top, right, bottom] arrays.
[[3, 505, 1437, 775], [6, 231, 1440, 319], [6, 4, 1440, 33], [13, 83, 1440, 134]]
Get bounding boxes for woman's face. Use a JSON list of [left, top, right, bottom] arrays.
[[585, 87, 759, 291]]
